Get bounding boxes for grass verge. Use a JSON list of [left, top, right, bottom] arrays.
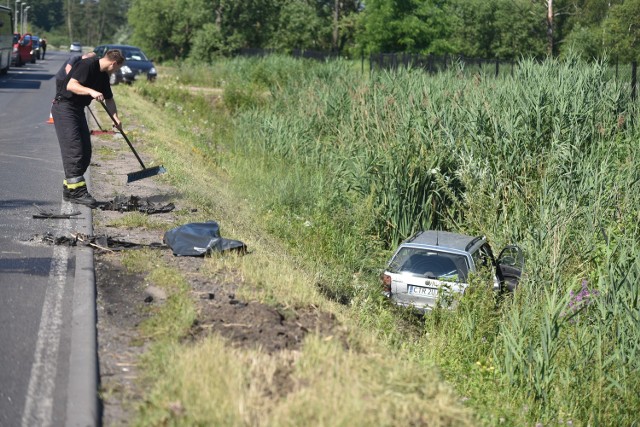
[[99, 79, 475, 426]]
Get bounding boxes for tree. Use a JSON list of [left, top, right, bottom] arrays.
[[30, 0, 65, 32], [356, 0, 455, 54], [491, 0, 547, 59], [603, 0, 640, 61], [129, 0, 218, 61], [268, 0, 329, 51], [448, 0, 499, 57]]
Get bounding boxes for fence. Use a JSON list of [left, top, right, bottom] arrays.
[[237, 48, 338, 62], [370, 52, 638, 100], [235, 48, 638, 100]]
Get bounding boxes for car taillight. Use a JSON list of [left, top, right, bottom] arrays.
[[381, 273, 391, 293]]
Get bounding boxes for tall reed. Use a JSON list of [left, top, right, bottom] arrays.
[[137, 54, 640, 425]]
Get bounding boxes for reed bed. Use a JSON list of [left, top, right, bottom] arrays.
[[137, 55, 640, 425]]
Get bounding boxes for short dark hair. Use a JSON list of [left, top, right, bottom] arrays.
[[105, 49, 125, 65]]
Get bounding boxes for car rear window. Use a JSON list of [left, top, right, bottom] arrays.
[[388, 247, 470, 282]]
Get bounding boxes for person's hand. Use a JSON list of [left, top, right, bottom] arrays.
[[91, 90, 105, 102], [112, 116, 123, 131]]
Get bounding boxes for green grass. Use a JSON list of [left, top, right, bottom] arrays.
[[114, 53, 640, 426]]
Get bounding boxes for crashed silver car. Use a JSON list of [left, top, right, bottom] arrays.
[[381, 230, 523, 312]]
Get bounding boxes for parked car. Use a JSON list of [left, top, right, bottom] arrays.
[[93, 44, 157, 85], [69, 41, 82, 52], [12, 33, 34, 66], [31, 35, 41, 60], [381, 230, 524, 312]]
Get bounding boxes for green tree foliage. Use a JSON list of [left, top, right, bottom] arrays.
[[30, 0, 65, 32], [357, 0, 455, 54], [603, 0, 640, 61], [26, 0, 640, 63], [68, 0, 130, 46], [25, 0, 128, 46], [268, 0, 329, 51], [129, 0, 218, 61], [130, 0, 361, 62], [448, 0, 499, 57], [492, 0, 547, 59]]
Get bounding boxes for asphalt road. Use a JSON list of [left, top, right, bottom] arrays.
[[0, 51, 97, 427]]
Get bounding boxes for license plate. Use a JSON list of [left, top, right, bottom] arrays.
[[407, 285, 438, 296]]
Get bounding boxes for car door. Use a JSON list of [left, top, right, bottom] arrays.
[[496, 246, 524, 291]]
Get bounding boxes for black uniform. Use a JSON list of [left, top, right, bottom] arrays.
[[51, 57, 112, 186], [54, 54, 82, 94]]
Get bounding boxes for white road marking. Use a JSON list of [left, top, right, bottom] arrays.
[[21, 203, 72, 427]]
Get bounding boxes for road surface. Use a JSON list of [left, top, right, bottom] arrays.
[[0, 51, 97, 427]]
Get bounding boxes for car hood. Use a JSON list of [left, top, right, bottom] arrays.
[[123, 61, 155, 73]]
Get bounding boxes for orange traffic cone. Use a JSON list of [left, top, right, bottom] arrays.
[[47, 113, 54, 124]]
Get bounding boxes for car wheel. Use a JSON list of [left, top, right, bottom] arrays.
[[503, 278, 518, 293], [109, 73, 118, 85]]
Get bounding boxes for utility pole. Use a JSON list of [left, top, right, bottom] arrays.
[[14, 0, 19, 33], [19, 2, 26, 34], [332, 0, 340, 52], [67, 0, 73, 42], [22, 5, 29, 34], [547, 0, 553, 56]]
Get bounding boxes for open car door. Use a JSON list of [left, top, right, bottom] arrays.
[[496, 245, 524, 292]]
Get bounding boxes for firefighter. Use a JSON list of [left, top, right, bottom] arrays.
[[52, 49, 124, 208]]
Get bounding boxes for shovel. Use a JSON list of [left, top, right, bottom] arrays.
[[99, 100, 166, 183]]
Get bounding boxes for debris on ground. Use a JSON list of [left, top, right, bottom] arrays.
[[32, 204, 82, 219], [163, 221, 247, 256], [99, 195, 175, 214], [37, 232, 167, 252]]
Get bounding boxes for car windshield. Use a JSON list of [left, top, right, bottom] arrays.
[[388, 247, 470, 282], [121, 48, 148, 61]]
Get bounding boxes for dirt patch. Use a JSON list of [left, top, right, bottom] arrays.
[[90, 123, 341, 425], [190, 298, 339, 354]]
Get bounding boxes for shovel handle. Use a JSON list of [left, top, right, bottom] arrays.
[[86, 106, 105, 131], [98, 100, 147, 169]]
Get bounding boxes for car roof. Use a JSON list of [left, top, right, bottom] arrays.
[[98, 44, 141, 49], [403, 230, 484, 253]]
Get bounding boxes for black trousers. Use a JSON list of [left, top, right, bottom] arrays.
[[51, 100, 91, 180]]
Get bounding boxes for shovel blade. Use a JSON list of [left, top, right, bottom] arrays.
[[126, 165, 166, 183]]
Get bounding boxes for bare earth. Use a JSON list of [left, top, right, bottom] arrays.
[[89, 123, 339, 425]]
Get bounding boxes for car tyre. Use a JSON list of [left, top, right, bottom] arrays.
[[109, 73, 118, 85]]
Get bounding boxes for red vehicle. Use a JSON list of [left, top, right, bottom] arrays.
[[12, 33, 34, 66]]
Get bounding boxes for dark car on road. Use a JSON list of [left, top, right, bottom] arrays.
[[31, 35, 41, 59], [381, 230, 524, 312], [93, 44, 157, 85]]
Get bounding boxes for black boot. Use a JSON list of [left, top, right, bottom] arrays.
[[64, 185, 98, 208]]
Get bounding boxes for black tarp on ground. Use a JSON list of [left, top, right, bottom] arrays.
[[163, 221, 246, 256]]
